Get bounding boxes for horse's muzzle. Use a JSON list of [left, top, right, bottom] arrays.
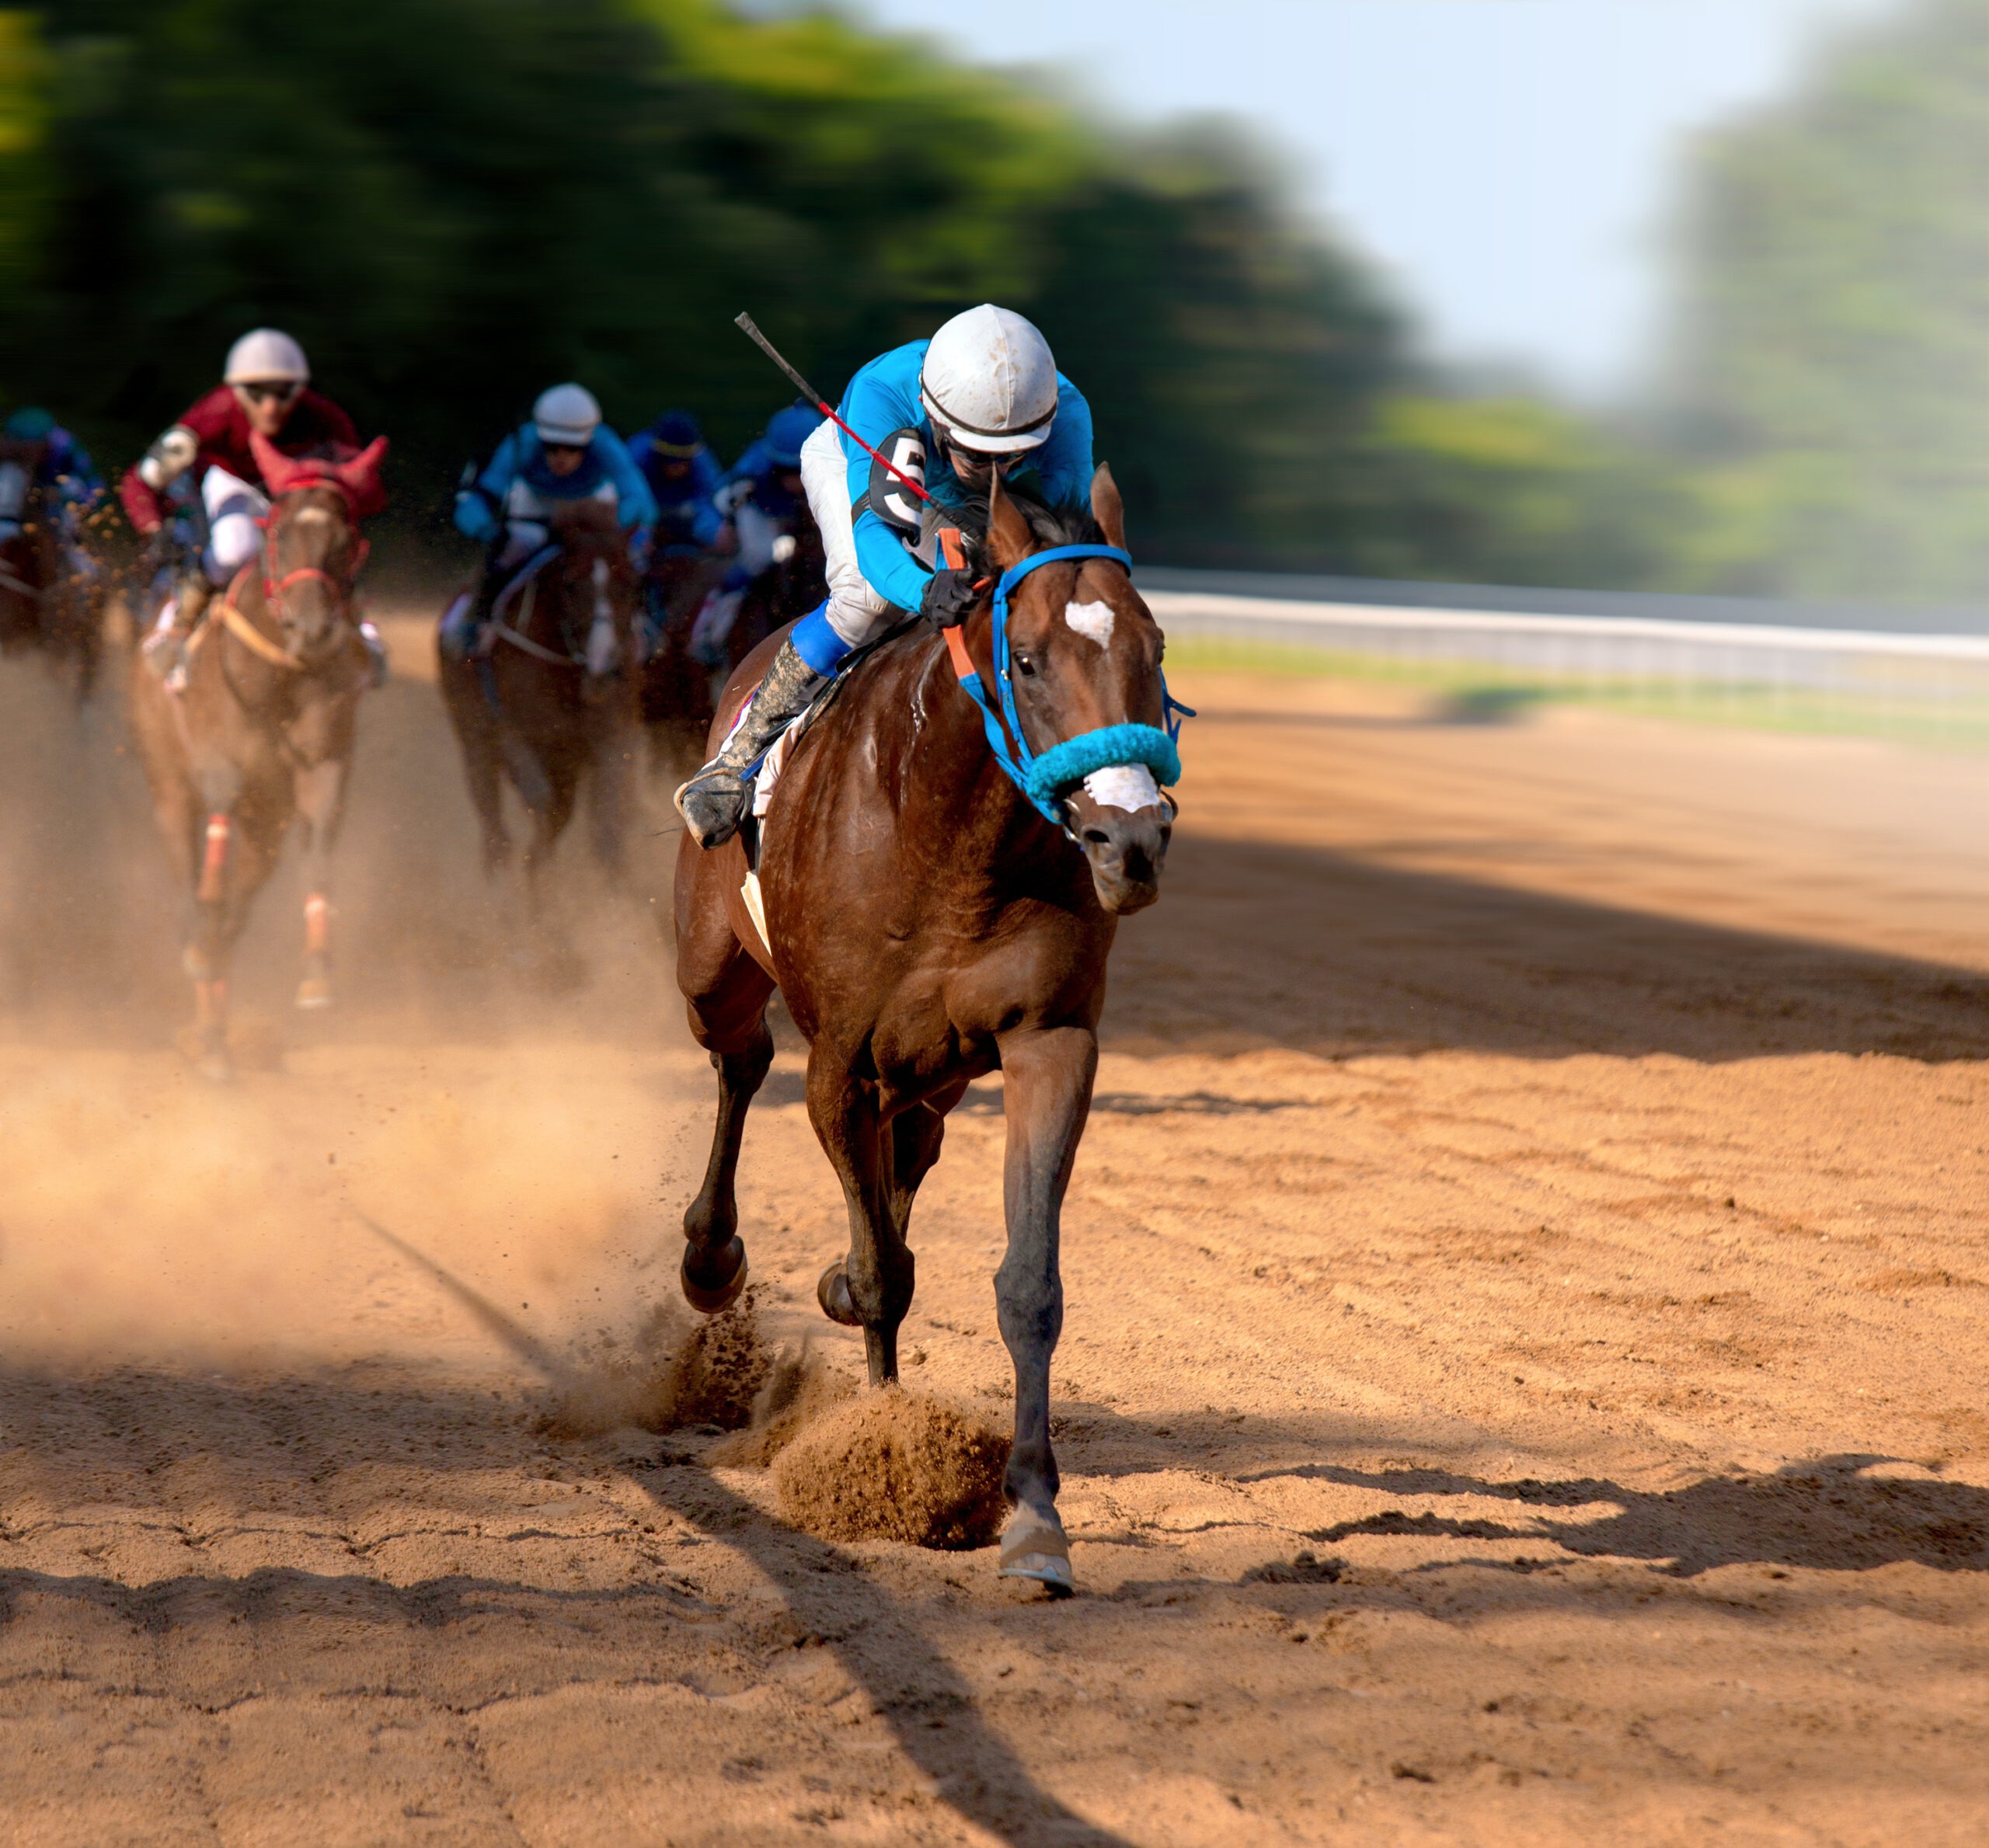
[[1076, 803, 1171, 915]]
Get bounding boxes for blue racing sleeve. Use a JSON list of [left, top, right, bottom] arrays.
[[594, 430, 657, 529], [838, 346, 933, 613], [1030, 376, 1095, 510], [458, 433, 518, 540]]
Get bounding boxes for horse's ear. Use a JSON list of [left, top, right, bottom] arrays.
[[334, 437, 389, 518], [986, 470, 1034, 572], [1090, 461, 1126, 552], [249, 430, 310, 496]]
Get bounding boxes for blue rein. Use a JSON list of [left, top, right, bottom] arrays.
[[950, 543, 1193, 827]]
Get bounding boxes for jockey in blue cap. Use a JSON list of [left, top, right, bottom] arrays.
[[446, 383, 657, 656], [676, 305, 1093, 848], [0, 406, 105, 545], [627, 409, 723, 556]]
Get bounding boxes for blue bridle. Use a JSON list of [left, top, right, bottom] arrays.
[[948, 543, 1193, 827]]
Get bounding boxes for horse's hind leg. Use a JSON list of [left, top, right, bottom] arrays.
[[587, 714, 633, 878], [808, 1054, 914, 1387], [988, 1023, 1098, 1593]]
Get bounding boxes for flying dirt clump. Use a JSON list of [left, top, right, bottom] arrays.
[[772, 1387, 1010, 1550], [542, 1290, 781, 1437]]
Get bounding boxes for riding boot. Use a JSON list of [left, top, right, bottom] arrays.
[[141, 571, 213, 682], [674, 637, 827, 850], [441, 549, 511, 663]]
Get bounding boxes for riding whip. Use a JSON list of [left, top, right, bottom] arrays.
[[733, 313, 932, 505]]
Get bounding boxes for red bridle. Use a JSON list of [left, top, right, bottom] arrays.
[[259, 486, 370, 625]]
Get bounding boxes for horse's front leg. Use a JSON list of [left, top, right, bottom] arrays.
[[810, 1053, 914, 1386], [292, 755, 349, 1010], [992, 1023, 1097, 1594], [677, 864, 775, 1314]]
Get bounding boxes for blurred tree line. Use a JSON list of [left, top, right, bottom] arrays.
[[1660, 0, 1987, 605], [0, 0, 1977, 602]]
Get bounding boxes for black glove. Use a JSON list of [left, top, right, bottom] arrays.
[[920, 565, 981, 628]]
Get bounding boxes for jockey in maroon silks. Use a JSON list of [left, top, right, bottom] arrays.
[[120, 328, 385, 682]]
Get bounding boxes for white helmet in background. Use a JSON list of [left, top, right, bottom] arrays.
[[224, 328, 310, 385], [534, 383, 601, 447], [919, 305, 1059, 455]]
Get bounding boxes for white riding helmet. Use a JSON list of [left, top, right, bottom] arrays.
[[224, 328, 309, 385], [534, 383, 601, 447], [919, 305, 1060, 455]]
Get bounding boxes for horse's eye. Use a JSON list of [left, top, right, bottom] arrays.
[[1013, 653, 1037, 678]]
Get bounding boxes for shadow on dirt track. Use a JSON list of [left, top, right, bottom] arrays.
[[1106, 833, 1989, 1063]]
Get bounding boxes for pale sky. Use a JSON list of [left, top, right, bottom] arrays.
[[842, 0, 1900, 398]]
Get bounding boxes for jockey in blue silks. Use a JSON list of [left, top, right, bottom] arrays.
[[446, 383, 656, 656], [712, 401, 822, 579], [627, 409, 723, 556], [676, 305, 1094, 848], [1, 407, 105, 534], [1, 405, 108, 604]]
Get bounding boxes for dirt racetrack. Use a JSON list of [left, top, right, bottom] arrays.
[[2, 618, 1987, 1846]]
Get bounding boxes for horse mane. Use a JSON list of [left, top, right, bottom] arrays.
[[552, 499, 624, 544], [946, 488, 1102, 576]]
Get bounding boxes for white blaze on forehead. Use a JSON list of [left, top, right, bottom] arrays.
[[1064, 599, 1115, 648], [1082, 764, 1159, 813]]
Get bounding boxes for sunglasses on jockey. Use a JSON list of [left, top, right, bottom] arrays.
[[235, 379, 303, 407], [935, 429, 1026, 483]]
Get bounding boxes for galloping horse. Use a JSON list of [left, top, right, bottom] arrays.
[[0, 437, 105, 698], [438, 500, 643, 896], [127, 433, 387, 1079], [640, 504, 827, 746], [673, 465, 1180, 1591]]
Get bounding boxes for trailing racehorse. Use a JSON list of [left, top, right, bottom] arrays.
[[438, 499, 643, 911], [127, 433, 387, 1080], [640, 502, 827, 749], [673, 465, 1182, 1592], [0, 437, 106, 698]]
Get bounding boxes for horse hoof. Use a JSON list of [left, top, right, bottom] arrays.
[[998, 1505, 1074, 1596], [681, 1237, 748, 1315], [294, 978, 333, 1011], [816, 1260, 862, 1328]]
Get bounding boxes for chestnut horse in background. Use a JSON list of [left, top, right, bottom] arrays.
[[673, 465, 1179, 1592], [640, 500, 827, 756], [127, 434, 387, 1080], [437, 500, 643, 910]]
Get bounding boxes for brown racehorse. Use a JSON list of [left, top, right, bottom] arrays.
[[438, 500, 643, 900], [639, 503, 827, 748], [0, 439, 105, 698], [673, 465, 1175, 1591], [127, 433, 387, 1080]]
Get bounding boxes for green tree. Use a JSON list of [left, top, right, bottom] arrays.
[[1663, 0, 1989, 603]]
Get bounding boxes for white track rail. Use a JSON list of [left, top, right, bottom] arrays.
[[1142, 588, 1989, 719]]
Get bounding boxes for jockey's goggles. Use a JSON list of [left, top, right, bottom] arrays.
[[236, 380, 302, 406], [939, 434, 1024, 480]]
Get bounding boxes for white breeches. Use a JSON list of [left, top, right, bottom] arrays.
[[733, 500, 779, 579], [498, 477, 619, 570], [201, 467, 269, 586], [799, 419, 895, 649]]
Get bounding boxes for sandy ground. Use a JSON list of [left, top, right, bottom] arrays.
[[2, 622, 1987, 1846]]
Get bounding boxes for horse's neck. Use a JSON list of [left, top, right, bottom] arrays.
[[893, 632, 1044, 853]]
